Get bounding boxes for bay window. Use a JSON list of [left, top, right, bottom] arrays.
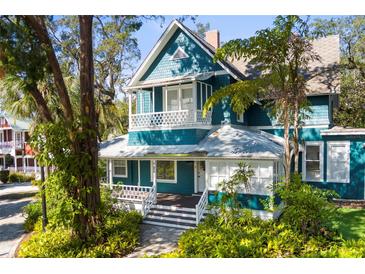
[[327, 141, 350, 183]]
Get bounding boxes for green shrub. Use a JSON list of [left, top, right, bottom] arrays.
[[8, 172, 35, 183], [161, 211, 365, 258], [276, 174, 340, 237], [18, 210, 142, 258], [23, 201, 42, 232], [0, 170, 9, 183]]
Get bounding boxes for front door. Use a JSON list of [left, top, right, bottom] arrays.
[[197, 161, 206, 192]]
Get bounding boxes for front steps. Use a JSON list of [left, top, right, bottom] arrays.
[[143, 204, 197, 229]]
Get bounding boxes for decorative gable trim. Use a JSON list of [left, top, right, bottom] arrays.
[[170, 46, 189, 60], [127, 20, 242, 89]]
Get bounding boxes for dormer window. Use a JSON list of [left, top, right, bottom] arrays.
[[170, 47, 189, 60]]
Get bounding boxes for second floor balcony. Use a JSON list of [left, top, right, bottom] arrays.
[[128, 81, 214, 130]]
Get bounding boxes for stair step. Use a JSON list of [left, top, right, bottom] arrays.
[[148, 210, 196, 219], [151, 204, 195, 213], [146, 214, 196, 224], [143, 219, 195, 230]]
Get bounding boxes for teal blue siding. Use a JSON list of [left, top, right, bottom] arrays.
[[128, 128, 209, 146], [112, 160, 195, 195], [140, 29, 223, 82], [245, 95, 330, 127], [136, 90, 152, 113], [157, 161, 195, 195], [211, 75, 233, 125], [154, 87, 163, 112], [140, 160, 152, 187], [208, 192, 270, 210], [112, 160, 138, 185]]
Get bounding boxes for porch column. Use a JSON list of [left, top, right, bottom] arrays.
[[152, 160, 157, 187], [128, 92, 132, 128], [34, 158, 37, 174], [108, 159, 113, 189], [14, 156, 17, 172], [137, 160, 141, 186], [194, 161, 198, 193], [22, 157, 25, 173], [193, 81, 197, 122]]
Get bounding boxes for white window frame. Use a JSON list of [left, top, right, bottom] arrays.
[[163, 84, 193, 112], [113, 159, 128, 178], [302, 141, 324, 182], [150, 160, 177, 184], [170, 46, 189, 61], [327, 141, 350, 183]]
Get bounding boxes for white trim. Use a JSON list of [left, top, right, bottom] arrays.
[[236, 112, 244, 123], [248, 124, 330, 130], [150, 160, 177, 184], [194, 161, 198, 193], [169, 46, 189, 61], [302, 141, 324, 182], [152, 87, 155, 113], [137, 160, 141, 186], [326, 141, 350, 184], [112, 159, 128, 178], [321, 130, 365, 136], [128, 125, 213, 132]]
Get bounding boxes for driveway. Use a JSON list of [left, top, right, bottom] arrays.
[[127, 224, 184, 258], [0, 183, 38, 258]]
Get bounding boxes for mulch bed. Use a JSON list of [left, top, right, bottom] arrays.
[[334, 199, 365, 209]]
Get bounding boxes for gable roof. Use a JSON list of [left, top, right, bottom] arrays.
[[0, 112, 31, 131], [126, 20, 245, 90], [230, 35, 340, 95], [99, 125, 284, 160], [128, 19, 340, 95]]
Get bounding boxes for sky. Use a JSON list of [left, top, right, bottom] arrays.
[[134, 15, 339, 67]]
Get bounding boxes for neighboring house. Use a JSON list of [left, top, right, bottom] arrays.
[[0, 112, 37, 173], [99, 20, 363, 228]]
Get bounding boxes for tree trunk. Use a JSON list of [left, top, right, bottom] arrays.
[[293, 100, 299, 173], [283, 102, 291, 185], [77, 15, 101, 240]]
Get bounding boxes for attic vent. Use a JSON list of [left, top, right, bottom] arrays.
[[171, 47, 188, 60]]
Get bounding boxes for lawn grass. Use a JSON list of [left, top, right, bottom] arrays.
[[334, 208, 365, 240]]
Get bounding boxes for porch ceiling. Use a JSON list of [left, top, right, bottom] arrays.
[[99, 125, 284, 160]]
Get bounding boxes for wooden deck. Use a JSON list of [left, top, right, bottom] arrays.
[[156, 193, 201, 208]]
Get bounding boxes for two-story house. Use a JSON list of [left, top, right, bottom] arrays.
[[0, 112, 37, 173], [99, 20, 365, 229]]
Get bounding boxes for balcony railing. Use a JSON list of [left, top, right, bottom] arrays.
[[130, 109, 212, 130], [0, 141, 25, 153]]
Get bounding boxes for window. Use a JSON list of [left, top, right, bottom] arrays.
[[181, 87, 193, 110], [151, 161, 177, 183], [237, 112, 244, 123], [303, 142, 324, 182], [207, 160, 273, 195], [0, 132, 3, 143], [170, 47, 189, 60], [113, 160, 127, 177], [327, 141, 350, 183], [164, 84, 193, 112]]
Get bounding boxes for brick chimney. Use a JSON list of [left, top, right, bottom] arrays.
[[205, 30, 220, 49]]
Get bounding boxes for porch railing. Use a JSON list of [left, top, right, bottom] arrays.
[[130, 109, 212, 129], [141, 184, 157, 217], [101, 183, 157, 216], [195, 187, 209, 225]]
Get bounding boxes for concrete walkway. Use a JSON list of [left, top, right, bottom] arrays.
[[0, 183, 38, 258], [127, 224, 184, 258]]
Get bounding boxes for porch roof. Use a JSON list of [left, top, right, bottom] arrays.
[[99, 125, 284, 160]]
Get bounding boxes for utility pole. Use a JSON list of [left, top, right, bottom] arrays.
[[40, 166, 48, 232]]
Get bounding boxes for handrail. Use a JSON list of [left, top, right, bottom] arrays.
[[195, 187, 209, 225], [142, 184, 157, 217]]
